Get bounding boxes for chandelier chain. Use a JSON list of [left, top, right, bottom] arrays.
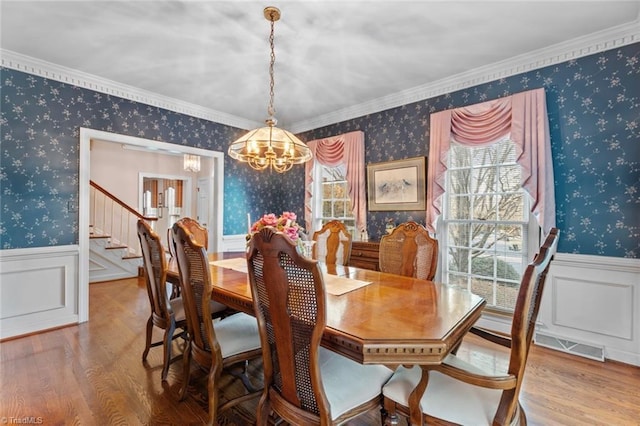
[[267, 15, 276, 119], [227, 6, 312, 173]]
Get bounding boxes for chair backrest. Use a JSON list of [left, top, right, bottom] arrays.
[[246, 227, 332, 423], [500, 227, 559, 423], [175, 217, 208, 251], [312, 220, 352, 265], [171, 221, 218, 356], [137, 220, 171, 321], [379, 221, 438, 280]]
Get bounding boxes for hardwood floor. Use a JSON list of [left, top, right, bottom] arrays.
[[1, 277, 638, 425]]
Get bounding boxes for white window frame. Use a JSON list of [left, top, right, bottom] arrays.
[[440, 138, 540, 313], [310, 163, 356, 237]]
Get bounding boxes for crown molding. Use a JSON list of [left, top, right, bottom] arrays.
[[1, 18, 638, 135], [0, 49, 261, 131], [290, 19, 640, 133]]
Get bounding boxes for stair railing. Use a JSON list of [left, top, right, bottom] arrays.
[[90, 180, 158, 258]]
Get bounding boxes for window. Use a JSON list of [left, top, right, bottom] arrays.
[[304, 130, 366, 238], [443, 138, 537, 312], [312, 164, 356, 236]]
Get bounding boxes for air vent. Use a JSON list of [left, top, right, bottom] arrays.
[[534, 331, 604, 362]]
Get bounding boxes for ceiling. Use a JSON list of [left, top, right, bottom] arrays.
[[2, 1, 639, 133]]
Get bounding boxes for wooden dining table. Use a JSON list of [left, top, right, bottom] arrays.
[[166, 252, 486, 366]]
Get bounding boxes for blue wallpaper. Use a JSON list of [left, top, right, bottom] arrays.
[[295, 43, 640, 258], [0, 69, 284, 247], [1, 42, 638, 257]]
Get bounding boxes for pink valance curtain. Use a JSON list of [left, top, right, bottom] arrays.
[[426, 88, 555, 233], [304, 130, 366, 233]]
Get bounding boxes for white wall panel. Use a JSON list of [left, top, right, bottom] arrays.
[[538, 253, 640, 366], [222, 234, 248, 252], [0, 246, 79, 339], [552, 277, 633, 339]]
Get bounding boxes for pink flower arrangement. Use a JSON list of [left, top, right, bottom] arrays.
[[250, 211, 302, 242]]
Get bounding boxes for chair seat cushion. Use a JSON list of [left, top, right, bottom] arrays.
[[169, 298, 227, 323], [209, 300, 229, 315], [318, 347, 393, 420], [382, 360, 503, 425], [213, 312, 261, 358], [169, 297, 186, 322]]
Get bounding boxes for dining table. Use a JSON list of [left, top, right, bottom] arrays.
[[166, 252, 486, 366]]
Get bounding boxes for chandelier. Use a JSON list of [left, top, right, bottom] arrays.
[[228, 6, 312, 173], [183, 154, 201, 172]]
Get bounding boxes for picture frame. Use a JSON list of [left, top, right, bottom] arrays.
[[367, 156, 426, 211]]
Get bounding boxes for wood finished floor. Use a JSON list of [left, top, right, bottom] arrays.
[[1, 277, 639, 425]]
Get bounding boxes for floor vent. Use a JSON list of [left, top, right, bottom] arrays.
[[534, 331, 605, 362]]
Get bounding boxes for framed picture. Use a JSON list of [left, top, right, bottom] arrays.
[[367, 156, 426, 211]]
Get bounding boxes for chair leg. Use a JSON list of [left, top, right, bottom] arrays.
[[206, 364, 222, 426], [255, 391, 271, 426], [383, 398, 401, 426], [384, 412, 400, 426], [178, 342, 192, 401], [161, 320, 176, 381], [142, 316, 153, 362], [228, 360, 258, 392]]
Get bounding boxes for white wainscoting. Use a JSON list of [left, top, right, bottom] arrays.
[[222, 234, 248, 252], [536, 253, 640, 366], [0, 246, 79, 340], [436, 252, 640, 366], [2, 244, 638, 367]]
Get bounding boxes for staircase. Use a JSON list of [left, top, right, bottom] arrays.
[[90, 228, 142, 282], [89, 180, 157, 283]]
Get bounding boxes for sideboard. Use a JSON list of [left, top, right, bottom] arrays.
[[349, 241, 380, 271]]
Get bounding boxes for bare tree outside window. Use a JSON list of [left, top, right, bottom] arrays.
[[445, 139, 530, 312]]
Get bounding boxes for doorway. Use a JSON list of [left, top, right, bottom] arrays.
[[140, 174, 193, 248], [78, 128, 225, 323]]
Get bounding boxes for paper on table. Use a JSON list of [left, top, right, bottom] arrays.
[[323, 274, 372, 296], [210, 257, 372, 296], [210, 257, 248, 273]]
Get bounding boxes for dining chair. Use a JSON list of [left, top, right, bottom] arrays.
[[312, 219, 352, 265], [172, 217, 234, 313], [379, 221, 438, 281], [175, 216, 208, 250], [246, 226, 393, 425], [171, 221, 263, 425], [137, 219, 187, 381], [382, 228, 560, 426]]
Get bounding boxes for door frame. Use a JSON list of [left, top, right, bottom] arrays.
[[79, 127, 224, 322]]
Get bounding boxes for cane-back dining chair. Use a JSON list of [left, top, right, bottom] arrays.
[[171, 218, 234, 311], [312, 220, 353, 265], [171, 221, 262, 425], [379, 221, 438, 281], [246, 227, 393, 425], [382, 228, 560, 426], [137, 220, 187, 381], [175, 216, 208, 250]]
